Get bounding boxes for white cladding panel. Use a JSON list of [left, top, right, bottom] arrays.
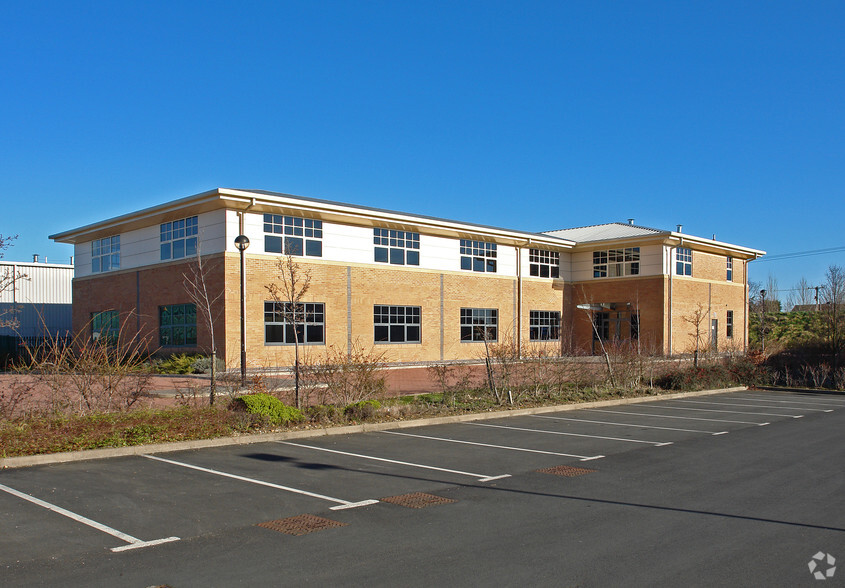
[[75, 210, 227, 277], [571, 244, 664, 282], [0, 263, 73, 304]]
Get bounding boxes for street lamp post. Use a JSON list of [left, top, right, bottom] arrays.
[[235, 234, 250, 387], [760, 289, 767, 354]]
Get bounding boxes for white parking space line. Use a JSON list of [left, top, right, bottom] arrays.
[[141, 454, 378, 510], [0, 482, 180, 553], [529, 414, 728, 435], [586, 408, 769, 426], [732, 394, 844, 408], [647, 405, 803, 418], [746, 392, 845, 405], [275, 441, 511, 482], [381, 430, 605, 461], [672, 399, 830, 413], [466, 422, 673, 446]]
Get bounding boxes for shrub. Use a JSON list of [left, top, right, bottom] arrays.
[[156, 353, 203, 374], [191, 355, 225, 375], [230, 393, 303, 425], [344, 399, 382, 420]]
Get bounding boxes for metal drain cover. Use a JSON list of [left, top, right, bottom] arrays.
[[537, 465, 596, 477], [380, 492, 456, 509], [257, 514, 348, 535]]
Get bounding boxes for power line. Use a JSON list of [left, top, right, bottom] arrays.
[[752, 245, 845, 262]]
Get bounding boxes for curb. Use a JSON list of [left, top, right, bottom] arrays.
[[0, 386, 747, 469]]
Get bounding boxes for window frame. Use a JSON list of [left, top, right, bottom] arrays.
[[726, 310, 734, 338], [460, 239, 497, 273], [373, 305, 421, 343], [460, 308, 498, 342], [91, 310, 119, 343], [373, 229, 420, 266], [91, 236, 120, 273], [676, 247, 692, 276], [529, 249, 560, 278], [264, 301, 326, 345], [726, 256, 733, 281], [159, 303, 198, 347], [160, 216, 198, 261], [529, 310, 561, 341], [593, 247, 639, 278], [263, 214, 323, 257]]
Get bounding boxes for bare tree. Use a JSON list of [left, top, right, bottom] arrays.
[[182, 249, 224, 405], [265, 255, 312, 409], [786, 276, 815, 311], [820, 265, 845, 373], [0, 234, 27, 329], [683, 303, 709, 366]]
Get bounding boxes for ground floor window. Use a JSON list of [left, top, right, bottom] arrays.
[[92, 310, 119, 343], [460, 308, 497, 342], [264, 302, 325, 345], [593, 310, 639, 342], [726, 310, 734, 338], [374, 305, 421, 343], [529, 310, 560, 341], [159, 304, 197, 346]]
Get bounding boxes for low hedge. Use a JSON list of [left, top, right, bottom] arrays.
[[230, 393, 303, 425]]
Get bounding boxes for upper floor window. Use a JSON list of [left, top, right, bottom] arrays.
[[593, 247, 639, 278], [92, 236, 120, 273], [529, 249, 560, 278], [264, 214, 322, 257], [374, 305, 421, 343], [460, 308, 498, 342], [460, 239, 496, 273], [529, 310, 560, 341], [91, 310, 119, 343], [676, 247, 692, 276], [160, 216, 198, 260], [264, 301, 325, 344], [726, 257, 733, 281], [374, 229, 420, 265], [159, 304, 197, 346]]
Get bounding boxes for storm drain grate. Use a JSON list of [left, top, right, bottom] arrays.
[[380, 492, 456, 509], [537, 465, 596, 477], [257, 514, 347, 536]]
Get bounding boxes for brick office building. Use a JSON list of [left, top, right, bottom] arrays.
[[50, 188, 763, 368]]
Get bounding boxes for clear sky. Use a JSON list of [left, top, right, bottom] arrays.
[[2, 1, 844, 304]]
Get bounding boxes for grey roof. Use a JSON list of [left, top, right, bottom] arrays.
[[543, 222, 666, 243]]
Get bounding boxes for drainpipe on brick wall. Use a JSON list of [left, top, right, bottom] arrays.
[[517, 244, 523, 358], [667, 246, 673, 356]]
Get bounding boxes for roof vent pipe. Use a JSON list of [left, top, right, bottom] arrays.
[[32, 254, 38, 263], [676, 224, 683, 233], [70, 256, 74, 265], [627, 218, 634, 225]]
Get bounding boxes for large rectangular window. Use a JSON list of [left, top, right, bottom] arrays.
[[264, 301, 325, 345], [460, 308, 498, 342], [374, 229, 420, 265], [460, 240, 497, 273], [676, 247, 692, 276], [529, 311, 560, 341], [160, 216, 198, 260], [726, 310, 734, 338], [726, 256, 733, 281], [593, 247, 639, 278], [91, 310, 119, 343], [374, 305, 421, 343], [159, 304, 197, 346], [264, 214, 323, 257], [529, 249, 560, 278], [92, 236, 120, 273]]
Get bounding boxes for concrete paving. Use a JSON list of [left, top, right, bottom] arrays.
[[1, 388, 844, 586]]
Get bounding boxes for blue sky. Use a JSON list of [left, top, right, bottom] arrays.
[[2, 1, 843, 303]]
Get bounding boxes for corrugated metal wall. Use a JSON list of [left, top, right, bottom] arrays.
[[0, 262, 73, 304]]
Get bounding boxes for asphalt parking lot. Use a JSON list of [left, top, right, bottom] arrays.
[[2, 388, 844, 587]]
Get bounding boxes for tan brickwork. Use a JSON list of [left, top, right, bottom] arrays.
[[668, 276, 747, 355]]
